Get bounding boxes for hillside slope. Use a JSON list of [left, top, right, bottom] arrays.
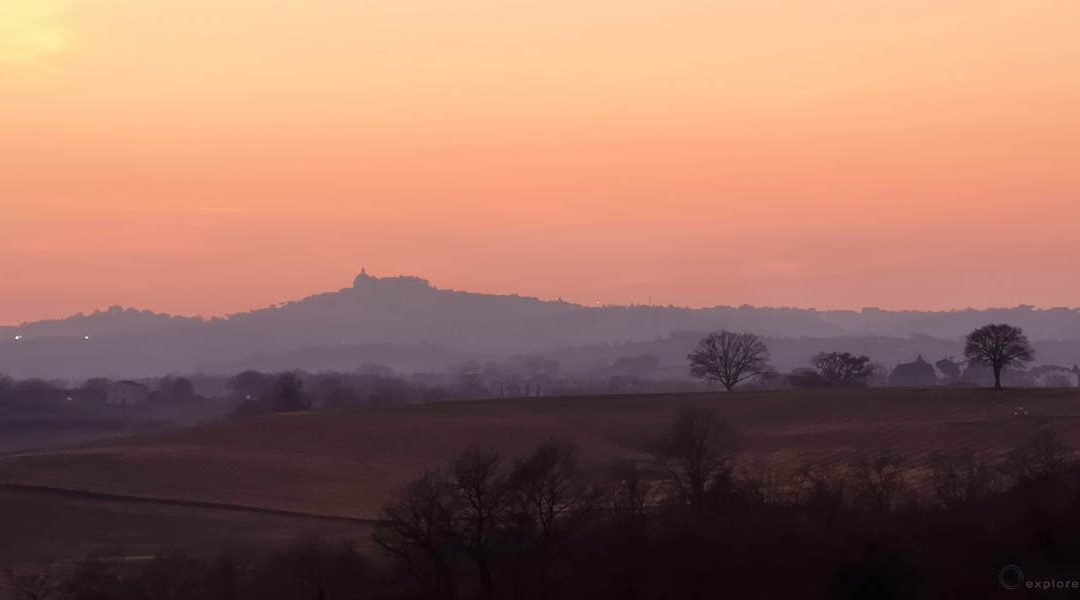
[[4, 271, 1080, 378]]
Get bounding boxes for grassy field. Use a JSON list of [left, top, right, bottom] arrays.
[[2, 388, 1080, 561], [0, 488, 371, 564]]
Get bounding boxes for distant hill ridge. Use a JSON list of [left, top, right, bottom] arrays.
[[2, 270, 1079, 379]]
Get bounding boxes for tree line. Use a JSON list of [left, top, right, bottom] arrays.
[[689, 323, 1038, 391]]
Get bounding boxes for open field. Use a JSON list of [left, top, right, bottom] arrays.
[[3, 388, 1080, 562], [0, 488, 371, 564]]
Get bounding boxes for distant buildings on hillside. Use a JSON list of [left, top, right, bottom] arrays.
[[353, 268, 432, 291], [886, 356, 1080, 388], [889, 355, 937, 387]]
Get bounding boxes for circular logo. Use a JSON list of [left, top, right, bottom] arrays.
[[999, 565, 1025, 591]]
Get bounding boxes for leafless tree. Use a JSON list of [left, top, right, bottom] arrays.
[[506, 441, 596, 600], [507, 441, 594, 544], [964, 324, 1034, 389], [849, 451, 911, 515], [791, 461, 846, 524], [374, 470, 462, 600], [1004, 429, 1073, 483], [688, 331, 769, 391], [928, 449, 1001, 511], [451, 446, 508, 600], [812, 352, 875, 388], [652, 406, 736, 516]]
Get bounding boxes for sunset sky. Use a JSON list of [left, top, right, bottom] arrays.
[[3, 1, 1079, 324]]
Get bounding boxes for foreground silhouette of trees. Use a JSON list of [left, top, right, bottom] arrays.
[[17, 414, 1080, 599], [367, 413, 1080, 600], [964, 324, 1035, 389], [374, 441, 599, 600], [687, 331, 769, 391]]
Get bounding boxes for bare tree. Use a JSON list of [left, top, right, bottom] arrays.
[[506, 441, 596, 600], [451, 446, 508, 600], [652, 406, 736, 516], [927, 449, 1001, 511], [1004, 429, 1072, 483], [964, 324, 1034, 389], [375, 470, 462, 600], [688, 331, 769, 392], [849, 451, 911, 516], [812, 352, 875, 388], [791, 461, 846, 524], [507, 441, 593, 544]]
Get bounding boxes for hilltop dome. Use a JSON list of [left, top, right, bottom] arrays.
[[353, 268, 376, 288]]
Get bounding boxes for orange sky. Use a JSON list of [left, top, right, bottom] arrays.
[[3, 1, 1080, 325]]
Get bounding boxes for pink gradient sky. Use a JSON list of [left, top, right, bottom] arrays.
[[3, 1, 1079, 324]]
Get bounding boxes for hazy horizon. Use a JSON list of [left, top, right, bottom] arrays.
[[6, 268, 1080, 328]]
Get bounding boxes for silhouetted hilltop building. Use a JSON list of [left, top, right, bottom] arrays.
[[353, 268, 432, 292], [889, 355, 938, 387]]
